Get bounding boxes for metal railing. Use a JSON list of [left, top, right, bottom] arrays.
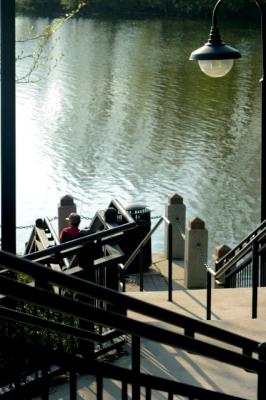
[[1, 250, 266, 399], [119, 216, 173, 301], [206, 220, 266, 320], [23, 216, 135, 264]]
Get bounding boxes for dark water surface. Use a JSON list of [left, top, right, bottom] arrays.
[[15, 17, 262, 258]]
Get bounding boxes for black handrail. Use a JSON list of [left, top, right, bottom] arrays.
[[0, 342, 245, 400], [23, 198, 136, 265], [216, 220, 266, 275], [119, 216, 173, 301], [206, 220, 266, 320], [0, 251, 260, 354], [23, 219, 136, 263], [1, 250, 266, 399], [0, 272, 263, 372]]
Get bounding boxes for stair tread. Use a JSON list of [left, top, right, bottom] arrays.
[[126, 286, 266, 322]]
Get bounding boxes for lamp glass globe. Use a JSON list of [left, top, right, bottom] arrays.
[[198, 59, 234, 78]]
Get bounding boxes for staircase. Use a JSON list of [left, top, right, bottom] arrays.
[[0, 218, 266, 399]]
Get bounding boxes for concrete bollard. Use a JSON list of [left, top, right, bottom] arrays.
[[211, 244, 232, 288], [58, 195, 77, 235], [184, 217, 208, 289], [164, 193, 186, 259]]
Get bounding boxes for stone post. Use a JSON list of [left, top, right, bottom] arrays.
[[184, 217, 208, 289], [211, 244, 232, 288], [58, 195, 77, 235], [164, 193, 186, 259]]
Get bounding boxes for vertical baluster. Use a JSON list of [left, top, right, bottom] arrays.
[[168, 222, 173, 302], [257, 343, 266, 400], [132, 335, 140, 399], [41, 365, 49, 400], [70, 370, 77, 400], [139, 249, 143, 292], [122, 381, 128, 400], [146, 387, 151, 400], [206, 270, 212, 320], [96, 375, 103, 400], [252, 240, 259, 319], [46, 308, 51, 349], [260, 240, 266, 285]]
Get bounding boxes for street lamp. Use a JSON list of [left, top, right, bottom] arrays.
[[190, 0, 266, 222]]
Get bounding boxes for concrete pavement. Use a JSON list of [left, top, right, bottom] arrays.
[[35, 253, 266, 399]]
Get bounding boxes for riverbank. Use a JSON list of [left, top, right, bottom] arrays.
[[15, 0, 259, 19]]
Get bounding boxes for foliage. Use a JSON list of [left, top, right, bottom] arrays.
[[16, 1, 86, 83], [16, 0, 62, 16], [15, 0, 266, 18], [13, 0, 266, 84]]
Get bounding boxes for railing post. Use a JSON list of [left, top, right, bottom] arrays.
[[96, 375, 103, 400], [164, 193, 186, 259], [118, 264, 126, 292], [257, 343, 266, 399], [168, 222, 173, 302], [41, 366, 49, 400], [184, 218, 208, 289], [139, 249, 144, 292], [132, 335, 141, 400], [252, 239, 259, 319], [58, 195, 77, 235], [1, 0, 16, 254], [70, 370, 77, 400], [206, 270, 212, 320]]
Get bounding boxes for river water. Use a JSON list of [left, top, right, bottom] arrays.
[[14, 16, 261, 258]]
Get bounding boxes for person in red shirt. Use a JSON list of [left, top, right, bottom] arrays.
[[59, 212, 81, 243]]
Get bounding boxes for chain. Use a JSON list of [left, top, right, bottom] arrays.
[[47, 216, 58, 222], [0, 214, 93, 230], [151, 215, 161, 220], [16, 224, 35, 230], [1, 213, 157, 230]]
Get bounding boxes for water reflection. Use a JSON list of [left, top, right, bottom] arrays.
[[15, 17, 261, 257]]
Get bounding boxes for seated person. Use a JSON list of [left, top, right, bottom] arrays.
[[59, 212, 81, 243]]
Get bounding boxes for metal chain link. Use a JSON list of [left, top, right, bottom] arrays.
[[47, 216, 58, 222], [151, 215, 161, 220], [16, 224, 35, 229], [0, 214, 94, 230], [1, 213, 157, 230]]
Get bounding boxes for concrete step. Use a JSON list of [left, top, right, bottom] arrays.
[[111, 326, 260, 400], [39, 288, 266, 400], [41, 321, 263, 400], [36, 250, 266, 400], [127, 287, 266, 322], [123, 288, 265, 400]]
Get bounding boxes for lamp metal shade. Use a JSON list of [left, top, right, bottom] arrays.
[[190, 42, 241, 61], [189, 25, 241, 61]]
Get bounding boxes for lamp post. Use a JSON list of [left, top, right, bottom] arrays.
[[1, 0, 16, 253], [190, 0, 266, 222]]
